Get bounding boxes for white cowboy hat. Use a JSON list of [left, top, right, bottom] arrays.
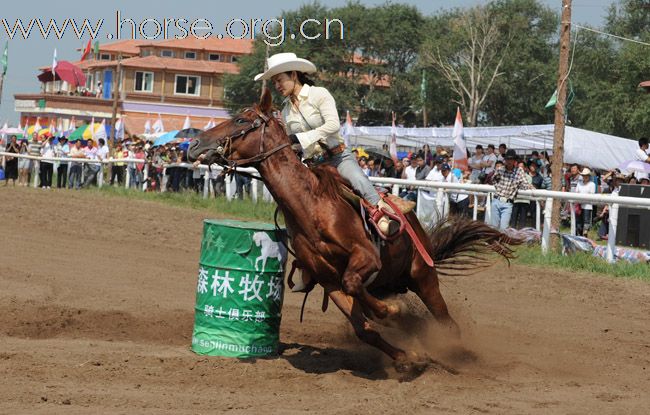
[[254, 53, 317, 81], [579, 167, 592, 175]]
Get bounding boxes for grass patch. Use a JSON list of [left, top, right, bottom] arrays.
[[514, 244, 650, 281], [90, 186, 278, 223]]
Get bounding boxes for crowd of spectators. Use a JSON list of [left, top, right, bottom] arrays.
[[350, 138, 650, 239]]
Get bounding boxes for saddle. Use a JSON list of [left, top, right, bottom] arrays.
[[286, 179, 434, 295]]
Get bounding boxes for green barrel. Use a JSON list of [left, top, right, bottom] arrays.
[[191, 219, 287, 358]]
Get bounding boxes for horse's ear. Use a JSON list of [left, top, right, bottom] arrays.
[[259, 86, 272, 115]]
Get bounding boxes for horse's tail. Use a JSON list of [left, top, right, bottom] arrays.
[[427, 216, 523, 276]]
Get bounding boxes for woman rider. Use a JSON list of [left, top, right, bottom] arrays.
[[254, 53, 403, 237]]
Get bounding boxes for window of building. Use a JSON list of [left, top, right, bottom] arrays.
[[85, 73, 94, 90], [161, 50, 173, 58], [184, 51, 197, 60], [141, 49, 152, 57], [208, 53, 220, 61], [230, 55, 238, 63], [134, 71, 154, 93], [100, 53, 111, 60], [174, 74, 200, 96]]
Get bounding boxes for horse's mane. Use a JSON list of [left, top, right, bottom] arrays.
[[311, 165, 345, 203]]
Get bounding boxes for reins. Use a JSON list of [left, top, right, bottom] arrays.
[[212, 107, 291, 182]]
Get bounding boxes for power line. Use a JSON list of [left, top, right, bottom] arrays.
[[573, 24, 650, 47]]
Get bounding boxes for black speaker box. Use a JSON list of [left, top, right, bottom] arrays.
[[615, 184, 650, 249]]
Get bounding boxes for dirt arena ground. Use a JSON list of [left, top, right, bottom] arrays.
[[1, 187, 649, 414]]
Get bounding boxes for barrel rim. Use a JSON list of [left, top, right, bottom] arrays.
[[203, 218, 285, 232]]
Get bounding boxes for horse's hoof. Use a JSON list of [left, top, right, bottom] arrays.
[[394, 357, 429, 381]]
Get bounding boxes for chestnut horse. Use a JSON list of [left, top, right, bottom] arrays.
[[188, 90, 519, 373]]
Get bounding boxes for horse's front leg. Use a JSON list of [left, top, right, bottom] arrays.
[[341, 247, 399, 319], [328, 290, 406, 361]]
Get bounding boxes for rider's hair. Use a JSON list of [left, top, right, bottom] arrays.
[[292, 71, 315, 86]]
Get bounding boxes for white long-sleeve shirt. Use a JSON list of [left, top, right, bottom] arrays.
[[281, 84, 344, 159]]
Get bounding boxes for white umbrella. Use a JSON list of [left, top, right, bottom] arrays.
[[618, 160, 650, 174]]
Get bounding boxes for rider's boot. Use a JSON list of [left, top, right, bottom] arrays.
[[368, 200, 400, 237]]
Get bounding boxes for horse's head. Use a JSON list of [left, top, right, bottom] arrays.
[[188, 88, 288, 167]]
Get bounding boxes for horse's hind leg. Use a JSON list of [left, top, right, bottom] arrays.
[[410, 260, 460, 338]]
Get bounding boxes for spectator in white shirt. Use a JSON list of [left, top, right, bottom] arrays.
[[82, 138, 100, 188], [634, 137, 650, 181], [482, 144, 498, 176], [434, 163, 470, 218], [39, 136, 55, 188], [574, 167, 596, 236], [469, 145, 485, 183], [55, 137, 70, 188], [497, 143, 507, 163]]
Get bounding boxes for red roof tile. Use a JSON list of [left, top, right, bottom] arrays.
[[84, 55, 239, 75], [99, 40, 149, 55], [143, 38, 254, 54]]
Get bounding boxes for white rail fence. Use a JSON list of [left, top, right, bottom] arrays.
[[4, 152, 649, 263]]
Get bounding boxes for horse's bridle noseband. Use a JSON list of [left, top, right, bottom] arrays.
[[212, 107, 291, 173]]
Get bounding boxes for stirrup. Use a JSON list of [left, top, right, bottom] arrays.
[[367, 205, 405, 241]]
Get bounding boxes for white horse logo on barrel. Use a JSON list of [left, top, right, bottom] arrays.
[[252, 232, 286, 273]]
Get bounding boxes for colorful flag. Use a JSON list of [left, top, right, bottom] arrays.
[[68, 116, 76, 133], [115, 118, 124, 140], [182, 115, 191, 130], [203, 118, 216, 130], [390, 112, 398, 163], [93, 40, 100, 55], [52, 48, 58, 79], [34, 117, 42, 132], [94, 119, 107, 140], [49, 118, 57, 136], [81, 38, 92, 61], [452, 107, 468, 171], [545, 89, 557, 109], [341, 110, 353, 148], [90, 116, 95, 139], [144, 118, 152, 134], [1, 41, 8, 76], [152, 114, 165, 134]]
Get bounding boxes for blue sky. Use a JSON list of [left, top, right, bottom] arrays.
[[0, 0, 614, 124]]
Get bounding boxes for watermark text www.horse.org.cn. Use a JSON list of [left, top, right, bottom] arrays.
[[0, 11, 345, 46]]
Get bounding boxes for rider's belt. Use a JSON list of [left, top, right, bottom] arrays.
[[304, 144, 346, 167], [327, 144, 345, 156]]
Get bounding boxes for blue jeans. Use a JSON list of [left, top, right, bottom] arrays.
[[490, 198, 513, 230], [327, 149, 380, 205], [68, 164, 82, 189]]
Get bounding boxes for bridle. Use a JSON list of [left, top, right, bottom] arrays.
[[209, 107, 291, 180]]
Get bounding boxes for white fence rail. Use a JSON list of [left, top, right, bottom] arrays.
[[367, 177, 650, 263], [4, 151, 648, 263]]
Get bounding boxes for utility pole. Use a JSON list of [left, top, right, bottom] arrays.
[[109, 54, 122, 148], [550, 0, 572, 250]]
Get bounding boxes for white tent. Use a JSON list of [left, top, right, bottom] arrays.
[[342, 124, 637, 171]]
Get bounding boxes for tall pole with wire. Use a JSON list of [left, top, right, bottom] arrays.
[[550, 0, 572, 250]]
